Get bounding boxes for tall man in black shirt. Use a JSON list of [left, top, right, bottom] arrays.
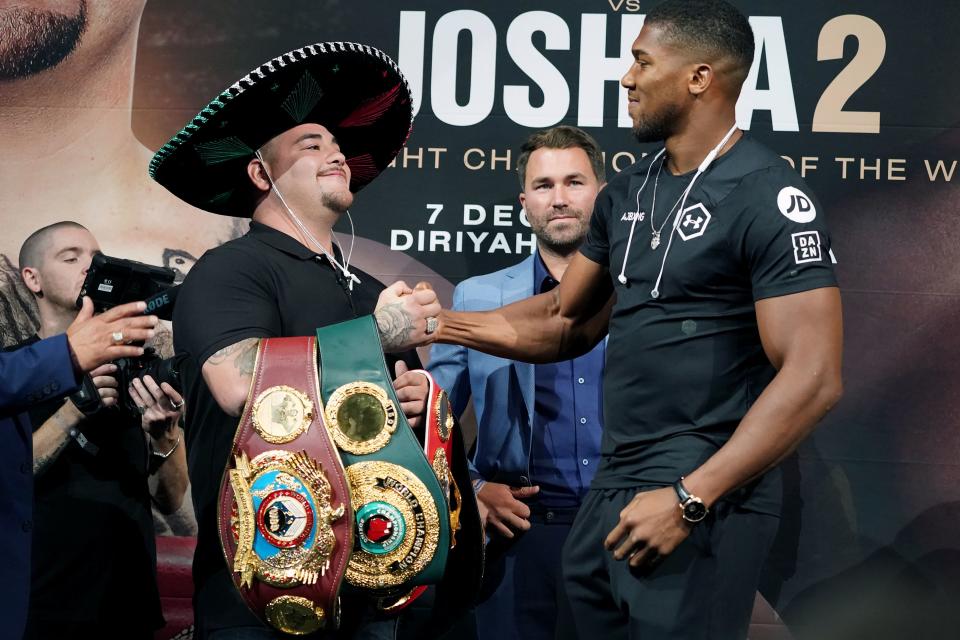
[[154, 43, 446, 638], [431, 1, 843, 638], [16, 221, 188, 639]]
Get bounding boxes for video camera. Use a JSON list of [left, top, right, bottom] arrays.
[[75, 253, 186, 416]]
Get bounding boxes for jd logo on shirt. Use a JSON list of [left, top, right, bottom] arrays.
[[777, 186, 817, 223], [677, 203, 712, 241]]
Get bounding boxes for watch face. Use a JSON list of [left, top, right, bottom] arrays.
[[683, 500, 708, 523]]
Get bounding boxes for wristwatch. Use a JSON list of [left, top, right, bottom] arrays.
[[673, 477, 708, 524]]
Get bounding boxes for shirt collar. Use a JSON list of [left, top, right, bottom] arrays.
[[248, 220, 344, 263], [533, 249, 559, 294]]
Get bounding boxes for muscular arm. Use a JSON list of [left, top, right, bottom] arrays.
[[684, 286, 844, 506], [32, 400, 84, 475], [201, 338, 259, 417], [437, 253, 614, 363]]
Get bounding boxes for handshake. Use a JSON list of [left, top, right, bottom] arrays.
[[374, 281, 443, 353]]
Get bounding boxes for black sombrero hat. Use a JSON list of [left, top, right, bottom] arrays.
[[149, 42, 413, 217]]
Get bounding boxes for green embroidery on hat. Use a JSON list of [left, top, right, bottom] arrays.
[[331, 64, 340, 73], [281, 71, 323, 123], [194, 136, 254, 165], [209, 190, 234, 205]]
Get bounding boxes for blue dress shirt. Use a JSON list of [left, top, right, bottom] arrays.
[[530, 253, 605, 508]]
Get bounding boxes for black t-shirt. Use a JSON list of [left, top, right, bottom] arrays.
[[173, 221, 418, 632], [18, 336, 162, 631], [579, 135, 837, 516]]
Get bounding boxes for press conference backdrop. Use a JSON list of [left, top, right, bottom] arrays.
[[1, 1, 958, 636]]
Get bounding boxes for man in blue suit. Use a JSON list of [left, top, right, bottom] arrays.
[[428, 126, 606, 640], [1, 282, 158, 639]]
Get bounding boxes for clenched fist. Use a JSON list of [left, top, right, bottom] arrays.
[[375, 281, 441, 352]]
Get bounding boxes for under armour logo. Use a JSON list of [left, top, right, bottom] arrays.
[[677, 203, 712, 241]]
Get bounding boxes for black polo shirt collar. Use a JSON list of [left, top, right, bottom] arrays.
[[248, 220, 346, 264]]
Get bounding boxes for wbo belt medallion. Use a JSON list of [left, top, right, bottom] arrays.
[[229, 450, 345, 588]]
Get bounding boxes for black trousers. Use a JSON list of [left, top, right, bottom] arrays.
[[561, 488, 779, 640]]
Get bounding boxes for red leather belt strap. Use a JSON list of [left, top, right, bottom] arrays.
[[217, 337, 352, 635]]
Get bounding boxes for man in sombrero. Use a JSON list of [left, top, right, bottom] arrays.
[[152, 42, 474, 638]]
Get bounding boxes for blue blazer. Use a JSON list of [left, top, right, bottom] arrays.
[[0, 333, 80, 640], [429, 255, 608, 487]]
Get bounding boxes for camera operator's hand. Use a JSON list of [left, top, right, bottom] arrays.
[[130, 375, 184, 440], [66, 297, 158, 372], [91, 363, 120, 408]]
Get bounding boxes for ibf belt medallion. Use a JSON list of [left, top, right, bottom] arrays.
[[229, 450, 345, 588], [325, 381, 398, 455], [252, 385, 313, 444], [344, 461, 440, 589]]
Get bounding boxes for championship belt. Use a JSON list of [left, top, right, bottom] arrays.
[[218, 337, 352, 636], [378, 370, 463, 613], [316, 316, 452, 595]]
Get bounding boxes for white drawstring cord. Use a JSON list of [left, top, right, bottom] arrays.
[[254, 150, 360, 290], [617, 124, 739, 298]]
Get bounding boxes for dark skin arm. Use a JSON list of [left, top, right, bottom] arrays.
[[436, 253, 614, 362], [605, 286, 844, 568]]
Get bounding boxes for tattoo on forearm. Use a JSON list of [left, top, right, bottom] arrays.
[[208, 338, 258, 374], [376, 303, 414, 351], [237, 340, 258, 377], [33, 409, 76, 476]]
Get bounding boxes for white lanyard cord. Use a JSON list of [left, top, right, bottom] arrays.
[[617, 147, 666, 285], [617, 124, 739, 298], [254, 150, 360, 290]]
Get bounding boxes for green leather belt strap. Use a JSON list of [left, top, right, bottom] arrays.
[[316, 315, 450, 589]]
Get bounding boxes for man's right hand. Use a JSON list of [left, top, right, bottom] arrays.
[[375, 281, 441, 352], [477, 481, 540, 539], [66, 297, 158, 372]]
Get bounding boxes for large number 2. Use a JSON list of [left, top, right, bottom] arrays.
[[813, 15, 886, 133]]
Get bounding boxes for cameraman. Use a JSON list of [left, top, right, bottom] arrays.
[[16, 221, 188, 639]]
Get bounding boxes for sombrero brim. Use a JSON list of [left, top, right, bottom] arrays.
[[149, 42, 413, 217]]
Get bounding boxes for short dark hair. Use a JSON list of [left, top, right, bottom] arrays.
[[516, 126, 606, 189], [18, 221, 87, 270], [646, 0, 755, 84]]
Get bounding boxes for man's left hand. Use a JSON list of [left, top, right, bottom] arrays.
[[393, 360, 427, 428], [130, 374, 184, 440], [603, 486, 692, 569]]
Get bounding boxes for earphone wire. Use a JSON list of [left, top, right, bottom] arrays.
[[616, 124, 739, 296], [617, 148, 666, 285], [255, 149, 361, 290]]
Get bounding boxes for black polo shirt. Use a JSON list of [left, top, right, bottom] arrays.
[[579, 134, 837, 516], [173, 221, 419, 632]]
